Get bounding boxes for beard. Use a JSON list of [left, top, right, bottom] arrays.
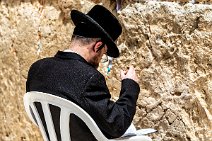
[[88, 55, 100, 69]]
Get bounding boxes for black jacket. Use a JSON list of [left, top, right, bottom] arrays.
[[26, 51, 140, 141]]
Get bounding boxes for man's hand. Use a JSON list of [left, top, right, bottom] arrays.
[[121, 66, 139, 83]]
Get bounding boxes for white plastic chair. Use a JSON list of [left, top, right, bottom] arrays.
[[23, 91, 152, 141]]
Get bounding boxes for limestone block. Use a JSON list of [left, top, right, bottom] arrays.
[[117, 1, 212, 140]]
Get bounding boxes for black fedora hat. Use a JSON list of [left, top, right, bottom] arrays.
[[70, 5, 122, 58]]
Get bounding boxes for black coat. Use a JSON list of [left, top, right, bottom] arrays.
[[26, 51, 140, 141]]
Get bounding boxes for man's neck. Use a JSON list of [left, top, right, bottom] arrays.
[[67, 43, 91, 63]]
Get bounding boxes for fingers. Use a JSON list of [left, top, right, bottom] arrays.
[[120, 70, 126, 80], [120, 66, 139, 83], [128, 66, 135, 73], [126, 66, 136, 77]]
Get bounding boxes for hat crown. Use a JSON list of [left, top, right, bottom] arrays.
[[86, 5, 122, 41]]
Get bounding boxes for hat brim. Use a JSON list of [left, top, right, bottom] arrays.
[[71, 10, 120, 58]]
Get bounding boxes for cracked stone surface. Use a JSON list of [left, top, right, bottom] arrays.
[[0, 0, 211, 141]]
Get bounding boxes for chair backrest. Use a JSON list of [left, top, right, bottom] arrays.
[[24, 91, 152, 141], [23, 91, 109, 141]]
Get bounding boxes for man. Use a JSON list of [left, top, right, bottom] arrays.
[[26, 5, 140, 141]]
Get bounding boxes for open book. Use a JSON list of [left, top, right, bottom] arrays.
[[122, 124, 157, 137]]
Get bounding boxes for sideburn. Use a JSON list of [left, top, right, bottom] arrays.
[[87, 44, 99, 69]]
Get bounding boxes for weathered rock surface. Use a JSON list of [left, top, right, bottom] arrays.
[[115, 2, 212, 141], [0, 0, 211, 141]]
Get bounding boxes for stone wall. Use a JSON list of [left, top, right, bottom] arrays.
[[0, 0, 211, 141]]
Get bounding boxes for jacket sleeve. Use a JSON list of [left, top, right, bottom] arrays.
[[83, 73, 140, 139]]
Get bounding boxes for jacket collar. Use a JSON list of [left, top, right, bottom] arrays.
[[55, 51, 90, 65]]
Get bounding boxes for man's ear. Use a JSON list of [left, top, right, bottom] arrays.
[[93, 41, 103, 53]]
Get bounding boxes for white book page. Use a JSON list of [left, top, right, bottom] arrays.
[[121, 124, 137, 137], [122, 124, 157, 137], [136, 128, 157, 135]]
